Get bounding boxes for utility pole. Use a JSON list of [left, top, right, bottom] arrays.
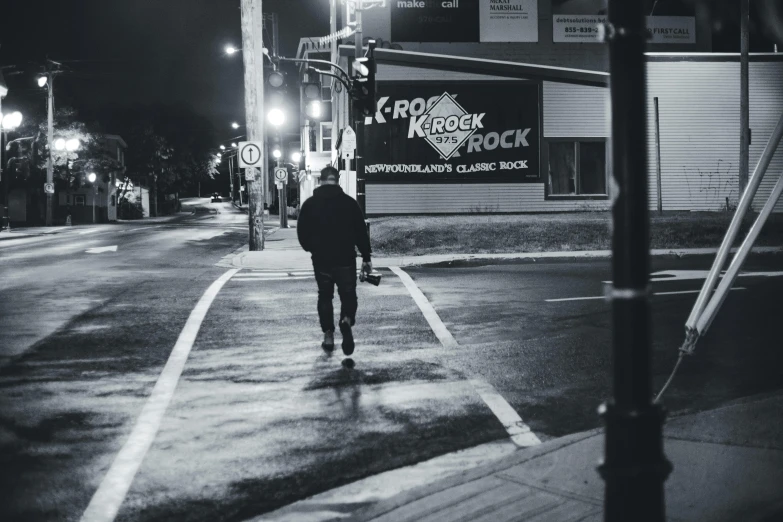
[[330, 0, 337, 144], [0, 67, 7, 231], [739, 0, 750, 196], [240, 0, 265, 250], [229, 154, 235, 203], [598, 0, 671, 521], [45, 65, 54, 226], [353, 1, 366, 211]]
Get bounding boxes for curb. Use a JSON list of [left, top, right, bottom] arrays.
[[345, 429, 602, 522], [374, 246, 783, 268]]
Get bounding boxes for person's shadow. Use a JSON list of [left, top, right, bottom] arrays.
[[308, 354, 363, 420]]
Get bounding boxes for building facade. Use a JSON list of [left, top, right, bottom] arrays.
[[298, 0, 783, 215]]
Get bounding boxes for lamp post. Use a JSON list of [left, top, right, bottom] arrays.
[[88, 172, 97, 224], [1, 105, 23, 231]]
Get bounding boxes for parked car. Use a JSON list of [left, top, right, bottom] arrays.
[[211, 193, 221, 203]]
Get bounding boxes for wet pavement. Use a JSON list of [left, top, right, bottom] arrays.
[[1, 202, 782, 521]]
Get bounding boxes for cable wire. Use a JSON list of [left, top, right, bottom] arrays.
[[654, 353, 684, 403]]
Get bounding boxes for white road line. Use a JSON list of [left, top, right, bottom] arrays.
[[470, 380, 542, 447], [124, 225, 164, 233], [390, 267, 458, 349], [76, 228, 101, 235], [390, 267, 540, 448], [545, 287, 746, 303], [79, 268, 239, 522], [232, 276, 311, 281]]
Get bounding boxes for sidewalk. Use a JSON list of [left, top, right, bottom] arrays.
[[259, 392, 783, 522], [217, 222, 782, 271]]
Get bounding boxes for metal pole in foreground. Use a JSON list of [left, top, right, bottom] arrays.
[[654, 97, 663, 215], [740, 0, 750, 196], [240, 0, 265, 250], [598, 1, 671, 521], [46, 68, 54, 226]]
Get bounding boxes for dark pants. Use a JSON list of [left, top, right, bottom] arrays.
[[314, 263, 357, 333]]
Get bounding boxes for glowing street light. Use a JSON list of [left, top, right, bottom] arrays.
[[231, 142, 238, 148], [54, 138, 66, 150], [1, 111, 23, 130], [65, 138, 80, 151], [267, 108, 285, 127], [225, 45, 239, 55], [87, 172, 97, 183], [272, 148, 281, 159], [231, 122, 240, 129], [291, 151, 301, 163], [219, 144, 226, 150], [37, 76, 48, 88]]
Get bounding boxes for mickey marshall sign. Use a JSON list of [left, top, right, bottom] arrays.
[[362, 82, 540, 183]]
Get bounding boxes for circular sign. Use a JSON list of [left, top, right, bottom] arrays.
[[44, 183, 55, 194], [240, 143, 262, 167], [274, 167, 287, 181]]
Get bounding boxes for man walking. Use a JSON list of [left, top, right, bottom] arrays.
[[297, 166, 372, 355]]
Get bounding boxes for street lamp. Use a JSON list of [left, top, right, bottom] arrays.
[[225, 45, 240, 55], [1, 111, 22, 130], [37, 76, 48, 88], [65, 138, 80, 151], [231, 122, 240, 129], [220, 144, 226, 150], [231, 142, 238, 148], [267, 108, 285, 127], [54, 138, 66, 150], [272, 148, 281, 159], [291, 151, 302, 163]]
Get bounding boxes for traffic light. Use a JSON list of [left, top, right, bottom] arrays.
[[351, 55, 376, 118]]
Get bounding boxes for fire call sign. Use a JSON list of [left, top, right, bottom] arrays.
[[362, 82, 540, 183]]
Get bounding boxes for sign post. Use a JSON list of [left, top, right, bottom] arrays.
[[340, 125, 356, 160]]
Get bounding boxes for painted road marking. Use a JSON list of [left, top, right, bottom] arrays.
[[390, 267, 541, 448], [80, 268, 240, 522], [545, 287, 746, 303], [86, 245, 118, 254], [76, 228, 101, 235], [232, 276, 311, 281], [603, 270, 783, 284], [123, 225, 164, 233]]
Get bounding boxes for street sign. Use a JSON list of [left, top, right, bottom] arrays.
[[245, 168, 256, 181], [274, 167, 287, 182], [341, 126, 356, 160], [238, 141, 264, 168], [44, 183, 54, 194]]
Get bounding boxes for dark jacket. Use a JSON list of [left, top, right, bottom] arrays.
[[297, 184, 371, 267]]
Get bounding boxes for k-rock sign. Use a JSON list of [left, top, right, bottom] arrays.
[[363, 81, 540, 183], [238, 141, 264, 168]]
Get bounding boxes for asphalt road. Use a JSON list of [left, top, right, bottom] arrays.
[[1, 203, 781, 521]]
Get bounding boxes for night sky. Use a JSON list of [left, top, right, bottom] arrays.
[[0, 0, 329, 139], [1, 0, 780, 142]]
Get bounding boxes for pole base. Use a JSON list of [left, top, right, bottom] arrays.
[[598, 401, 672, 522]]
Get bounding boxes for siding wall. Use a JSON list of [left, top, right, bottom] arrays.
[[543, 82, 610, 137], [366, 184, 607, 214], [645, 60, 783, 213]]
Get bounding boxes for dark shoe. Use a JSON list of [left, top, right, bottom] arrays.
[[321, 331, 334, 351], [339, 319, 354, 356]]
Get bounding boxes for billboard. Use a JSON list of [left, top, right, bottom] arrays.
[[390, 0, 538, 42], [551, 0, 695, 43], [362, 82, 540, 183]]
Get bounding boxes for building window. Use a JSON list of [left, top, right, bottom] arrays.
[[319, 122, 332, 153], [548, 140, 607, 196], [74, 195, 86, 206]]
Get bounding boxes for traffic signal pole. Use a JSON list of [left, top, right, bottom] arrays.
[[240, 0, 265, 250], [598, 1, 671, 521]]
